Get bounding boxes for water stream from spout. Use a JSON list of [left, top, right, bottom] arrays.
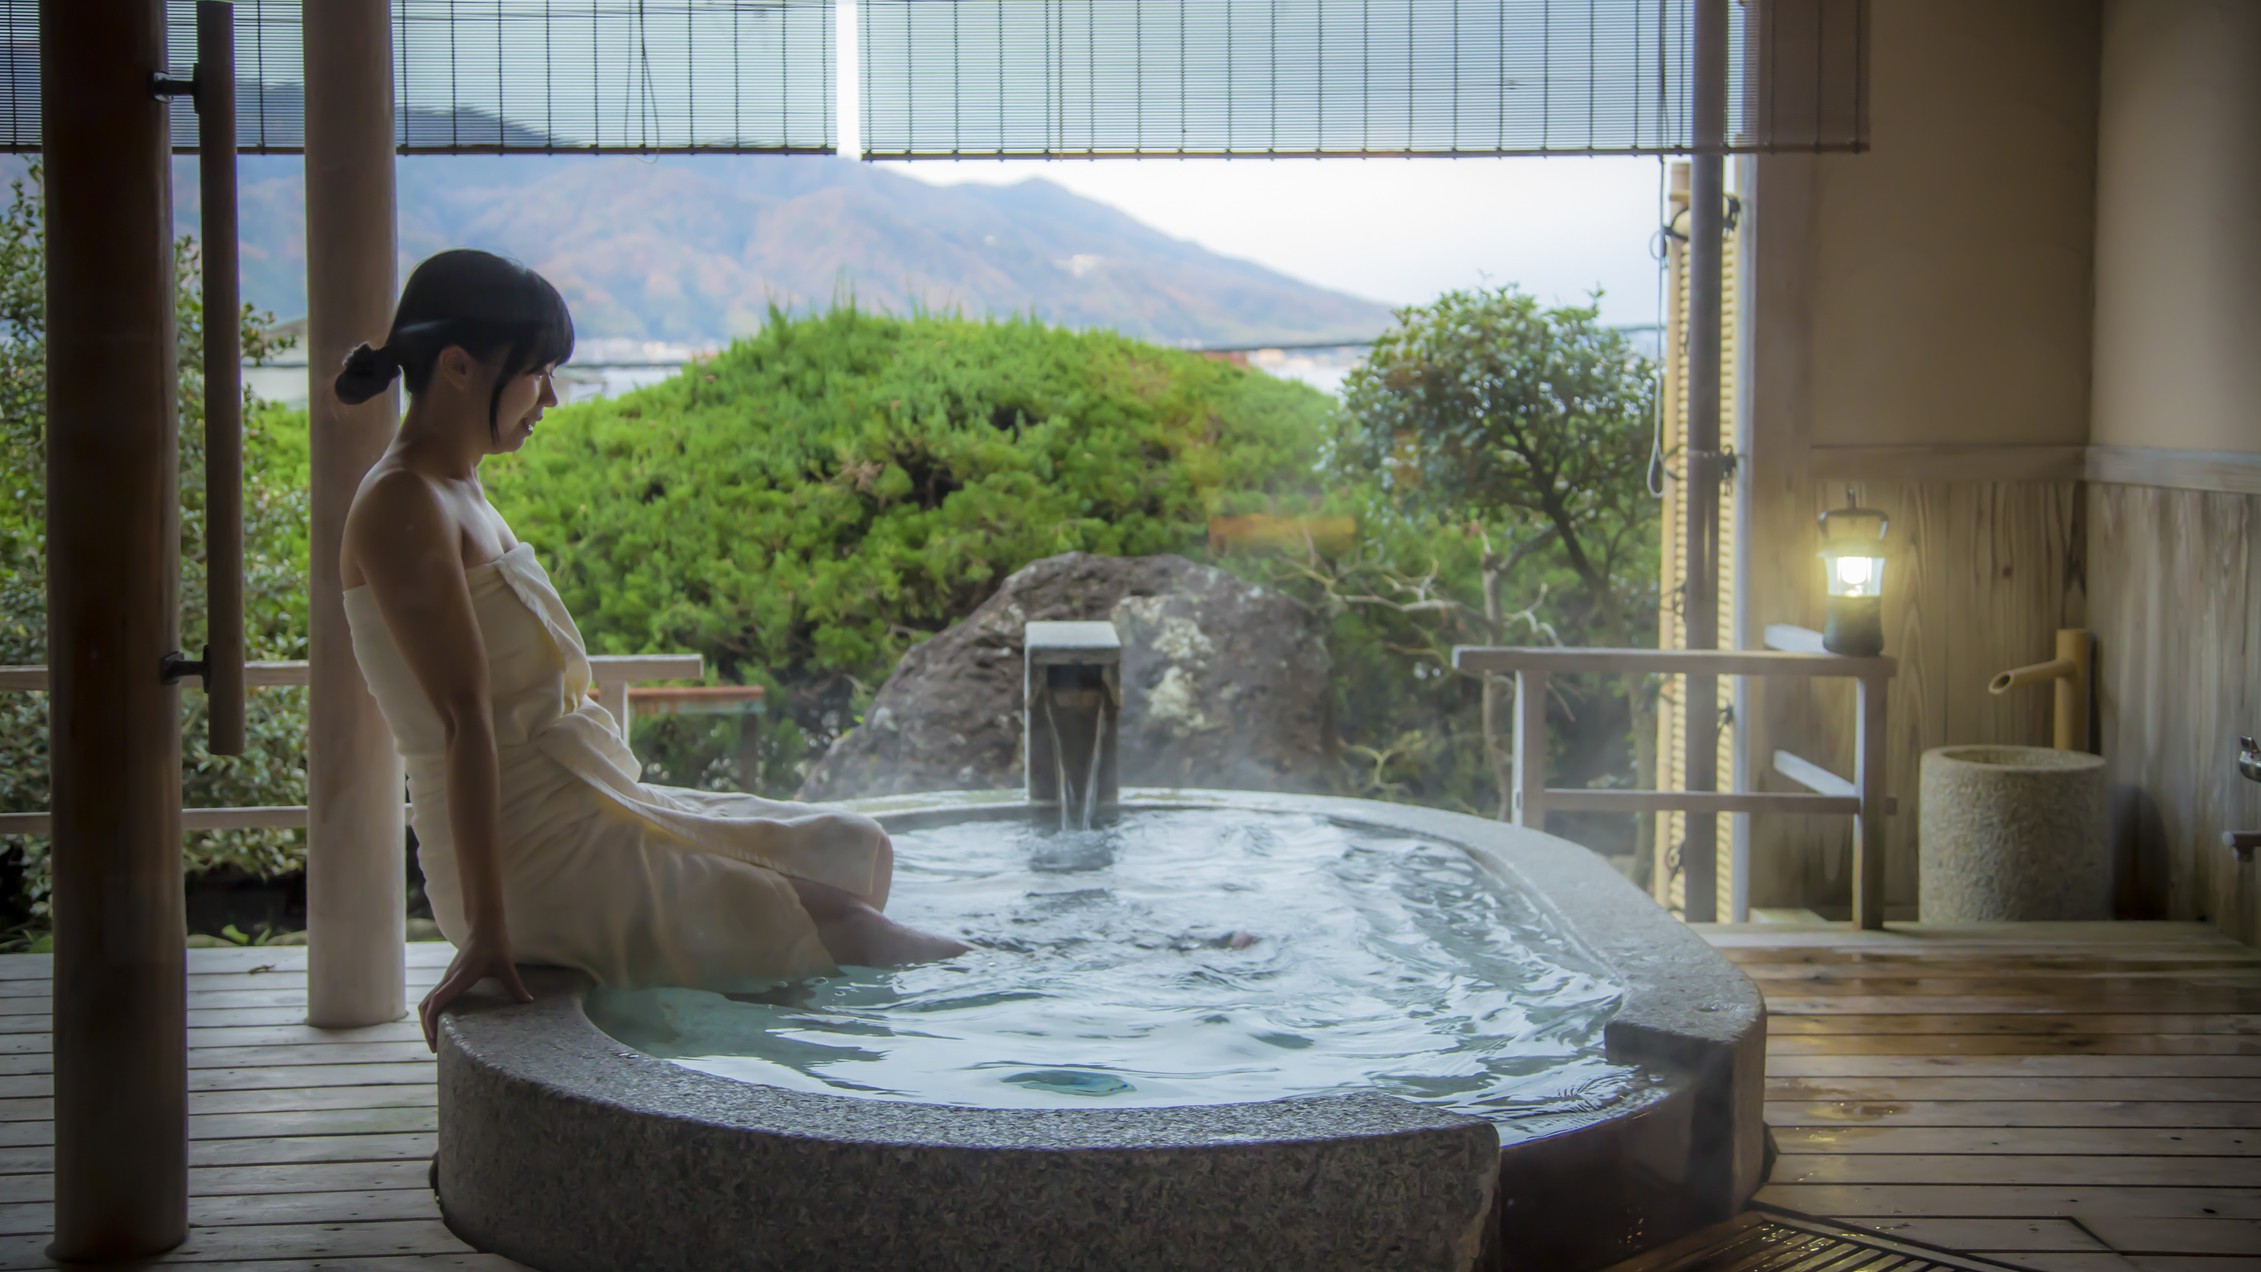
[[1042, 693, 1071, 833], [1039, 689, 1106, 833], [1080, 702, 1106, 832]]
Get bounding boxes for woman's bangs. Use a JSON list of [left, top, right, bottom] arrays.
[[534, 278, 575, 371]]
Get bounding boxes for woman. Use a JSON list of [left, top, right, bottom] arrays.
[[336, 250, 968, 1053]]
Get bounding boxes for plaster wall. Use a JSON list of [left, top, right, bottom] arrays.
[[1803, 0, 2098, 450], [2090, 0, 2261, 456]]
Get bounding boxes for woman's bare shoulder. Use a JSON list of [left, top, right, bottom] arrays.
[[342, 462, 457, 591], [351, 457, 435, 507]]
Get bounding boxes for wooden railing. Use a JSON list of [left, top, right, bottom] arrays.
[[1452, 632, 1897, 929], [0, 654, 703, 837]]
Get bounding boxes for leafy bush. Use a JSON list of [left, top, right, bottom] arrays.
[[482, 304, 1343, 795], [0, 163, 309, 931]]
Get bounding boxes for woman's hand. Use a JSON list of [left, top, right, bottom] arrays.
[[418, 927, 535, 1052]]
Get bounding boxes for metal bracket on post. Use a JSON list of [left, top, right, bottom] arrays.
[[159, 645, 211, 686], [150, 70, 197, 101]]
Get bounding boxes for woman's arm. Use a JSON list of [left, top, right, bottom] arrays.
[[344, 470, 531, 1045]]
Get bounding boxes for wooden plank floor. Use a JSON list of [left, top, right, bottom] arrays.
[[1699, 919, 2261, 1272], [0, 924, 2256, 1268], [0, 943, 523, 1270]]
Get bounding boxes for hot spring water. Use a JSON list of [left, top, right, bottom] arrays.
[[587, 807, 1640, 1123]]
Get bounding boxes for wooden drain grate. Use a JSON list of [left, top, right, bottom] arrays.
[[1603, 1207, 2040, 1272]]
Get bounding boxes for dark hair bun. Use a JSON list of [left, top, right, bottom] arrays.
[[334, 342, 402, 405]]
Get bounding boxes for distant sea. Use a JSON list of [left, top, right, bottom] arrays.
[[248, 326, 1655, 411], [245, 346, 1361, 411]]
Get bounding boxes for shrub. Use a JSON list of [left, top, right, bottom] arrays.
[[0, 163, 309, 932], [482, 305, 1344, 795]]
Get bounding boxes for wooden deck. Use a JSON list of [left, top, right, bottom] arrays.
[[0, 943, 516, 1270], [1700, 918, 2261, 1272], [0, 922, 2252, 1268]]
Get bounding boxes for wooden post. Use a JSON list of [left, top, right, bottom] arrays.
[[2055, 627, 2091, 754], [1681, 0, 1731, 924], [1513, 671, 1550, 831], [42, 0, 190, 1257], [303, 0, 406, 1028], [1853, 673, 1890, 930]]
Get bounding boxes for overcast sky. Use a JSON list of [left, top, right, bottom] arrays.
[[881, 156, 1672, 327]]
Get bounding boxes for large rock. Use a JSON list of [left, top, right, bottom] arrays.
[[798, 553, 1335, 800]]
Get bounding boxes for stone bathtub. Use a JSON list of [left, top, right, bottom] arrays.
[[433, 789, 1766, 1272]]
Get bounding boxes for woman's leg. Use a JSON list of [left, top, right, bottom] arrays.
[[788, 875, 968, 967]]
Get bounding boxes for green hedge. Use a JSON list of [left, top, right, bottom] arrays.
[[482, 305, 1346, 794]]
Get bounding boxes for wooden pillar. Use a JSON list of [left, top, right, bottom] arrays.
[[303, 0, 405, 1028], [42, 0, 189, 1258], [1681, 0, 1731, 923]]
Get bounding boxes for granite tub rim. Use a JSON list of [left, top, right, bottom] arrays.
[[438, 787, 1758, 1152], [441, 966, 1507, 1154]]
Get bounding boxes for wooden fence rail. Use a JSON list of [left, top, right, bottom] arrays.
[[0, 654, 703, 838], [1451, 639, 1897, 929]]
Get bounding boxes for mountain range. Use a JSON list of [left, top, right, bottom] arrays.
[[146, 153, 1397, 349]]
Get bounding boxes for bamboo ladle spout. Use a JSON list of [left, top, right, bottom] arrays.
[[1987, 628, 2092, 753]]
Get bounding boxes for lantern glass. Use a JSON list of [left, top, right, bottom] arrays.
[[1824, 550, 1887, 598]]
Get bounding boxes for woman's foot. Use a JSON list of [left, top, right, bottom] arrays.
[[810, 905, 970, 967], [788, 875, 970, 967], [835, 911, 972, 966]]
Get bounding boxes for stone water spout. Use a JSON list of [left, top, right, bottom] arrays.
[[1024, 621, 1120, 831]]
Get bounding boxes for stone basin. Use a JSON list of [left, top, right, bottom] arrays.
[[432, 789, 1767, 1272], [1920, 745, 2110, 921]]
